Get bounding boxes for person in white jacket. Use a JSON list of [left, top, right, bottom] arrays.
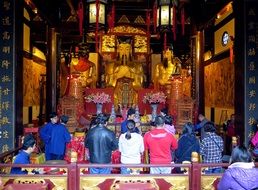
[[119, 119, 144, 174]]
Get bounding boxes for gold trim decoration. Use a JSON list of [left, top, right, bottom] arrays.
[[101, 35, 116, 52], [112, 26, 146, 34], [80, 176, 190, 190], [117, 15, 130, 24], [48, 177, 68, 190], [110, 178, 158, 190], [134, 35, 147, 53], [134, 16, 146, 24], [80, 177, 106, 190], [201, 176, 222, 190], [1, 176, 68, 190], [163, 176, 189, 190]]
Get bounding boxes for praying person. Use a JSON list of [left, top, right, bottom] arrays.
[[119, 120, 144, 174]]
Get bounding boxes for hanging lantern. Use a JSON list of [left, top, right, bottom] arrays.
[[86, 0, 107, 31], [157, 0, 174, 33], [156, 0, 175, 49]]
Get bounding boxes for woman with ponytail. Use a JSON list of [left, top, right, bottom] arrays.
[[119, 120, 144, 174]]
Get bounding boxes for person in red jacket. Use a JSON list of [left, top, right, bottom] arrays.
[[144, 116, 178, 174]]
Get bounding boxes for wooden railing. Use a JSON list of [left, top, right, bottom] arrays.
[[1, 148, 257, 190], [2, 162, 257, 190], [0, 162, 234, 190]]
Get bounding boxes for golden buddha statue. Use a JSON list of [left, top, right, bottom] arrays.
[[105, 40, 144, 89], [72, 56, 97, 88], [154, 48, 181, 89], [70, 43, 97, 88], [77, 60, 96, 88]]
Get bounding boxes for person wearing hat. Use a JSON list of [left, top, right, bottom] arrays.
[[49, 115, 71, 160], [39, 112, 58, 160], [11, 134, 36, 174]]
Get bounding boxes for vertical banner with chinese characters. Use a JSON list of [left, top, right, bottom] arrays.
[[0, 0, 15, 152], [245, 1, 258, 143]]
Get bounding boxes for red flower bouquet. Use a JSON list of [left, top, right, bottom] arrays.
[[143, 91, 166, 104], [85, 92, 111, 104]]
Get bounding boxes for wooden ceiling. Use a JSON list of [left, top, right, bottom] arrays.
[[28, 0, 231, 57]]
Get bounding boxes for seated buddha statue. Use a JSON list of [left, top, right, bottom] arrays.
[[72, 44, 97, 88], [154, 48, 181, 89], [105, 40, 144, 89]]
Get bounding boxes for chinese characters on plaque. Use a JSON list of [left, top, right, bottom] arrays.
[[245, 1, 258, 142], [0, 0, 15, 153]]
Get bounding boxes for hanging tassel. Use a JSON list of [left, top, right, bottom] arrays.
[[146, 11, 150, 34], [153, 1, 157, 33], [78, 1, 84, 36], [108, 14, 112, 31], [64, 47, 72, 96], [181, 6, 185, 36], [95, 0, 100, 52], [173, 6, 176, 41], [164, 32, 167, 51], [147, 11, 151, 54], [230, 45, 234, 63], [112, 2, 115, 29], [229, 36, 234, 63]]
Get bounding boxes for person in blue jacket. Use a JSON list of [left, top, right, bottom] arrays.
[[49, 115, 71, 160], [39, 112, 58, 160], [11, 134, 36, 174]]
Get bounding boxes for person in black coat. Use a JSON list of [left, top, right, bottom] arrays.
[[85, 114, 118, 174], [175, 122, 200, 163]]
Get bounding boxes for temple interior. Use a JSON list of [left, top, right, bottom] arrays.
[[0, 0, 258, 189], [19, 0, 235, 130]]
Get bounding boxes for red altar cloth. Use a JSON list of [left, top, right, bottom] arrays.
[[65, 136, 86, 162], [84, 88, 114, 115]]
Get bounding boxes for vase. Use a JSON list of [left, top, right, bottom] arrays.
[[96, 103, 103, 115], [150, 103, 159, 121]]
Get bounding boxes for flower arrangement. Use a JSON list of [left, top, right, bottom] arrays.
[[85, 92, 111, 104], [143, 91, 166, 104]]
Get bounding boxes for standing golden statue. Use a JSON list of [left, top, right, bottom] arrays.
[[154, 48, 182, 90], [105, 40, 144, 89]]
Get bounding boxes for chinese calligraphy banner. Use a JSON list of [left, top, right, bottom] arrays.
[[0, 0, 15, 152], [245, 1, 258, 143]]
